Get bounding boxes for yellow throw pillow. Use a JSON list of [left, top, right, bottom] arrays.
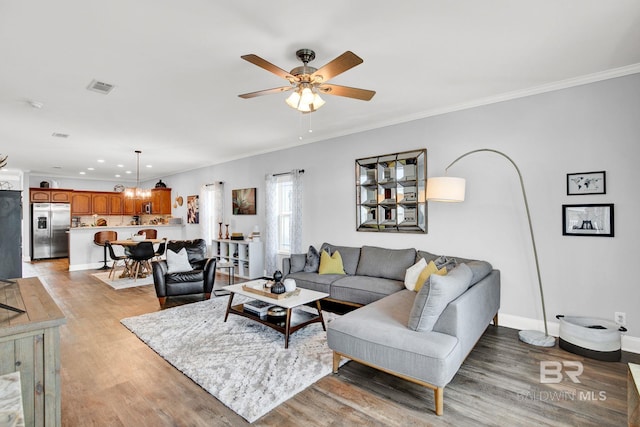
[[414, 261, 447, 292], [318, 250, 346, 275]]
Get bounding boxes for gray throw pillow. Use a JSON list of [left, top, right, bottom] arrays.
[[289, 254, 306, 274], [303, 245, 320, 272], [408, 263, 473, 332], [465, 260, 493, 285], [434, 255, 457, 271]]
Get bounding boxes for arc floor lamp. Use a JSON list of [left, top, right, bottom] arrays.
[[426, 148, 555, 347]]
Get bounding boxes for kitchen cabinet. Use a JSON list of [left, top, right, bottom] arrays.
[[50, 190, 71, 202], [30, 189, 50, 202], [71, 192, 92, 215], [109, 193, 123, 214], [29, 189, 72, 203], [151, 188, 172, 214], [91, 193, 109, 215]]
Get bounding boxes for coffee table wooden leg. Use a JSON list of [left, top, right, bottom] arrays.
[[284, 308, 292, 349], [316, 300, 326, 331], [224, 293, 235, 322]]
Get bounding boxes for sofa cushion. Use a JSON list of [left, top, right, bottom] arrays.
[[319, 250, 346, 275], [289, 253, 306, 274], [303, 246, 320, 272], [434, 255, 457, 271], [286, 271, 339, 294], [356, 246, 416, 281], [320, 243, 361, 275], [404, 258, 427, 291], [408, 263, 473, 332], [166, 247, 193, 273], [414, 260, 447, 292], [330, 276, 404, 305], [327, 289, 462, 388]]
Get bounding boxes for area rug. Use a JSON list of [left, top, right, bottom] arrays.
[[121, 296, 341, 423], [92, 271, 153, 289]]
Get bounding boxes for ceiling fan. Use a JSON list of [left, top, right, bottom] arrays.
[[238, 49, 375, 113]]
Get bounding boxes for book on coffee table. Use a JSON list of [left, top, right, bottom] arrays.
[[243, 299, 274, 316]]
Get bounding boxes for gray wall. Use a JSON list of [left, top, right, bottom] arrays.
[[118, 73, 640, 349]]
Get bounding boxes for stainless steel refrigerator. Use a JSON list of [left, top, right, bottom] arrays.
[[31, 203, 70, 259]]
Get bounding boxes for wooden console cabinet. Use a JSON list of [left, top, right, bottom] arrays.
[[0, 277, 65, 426]]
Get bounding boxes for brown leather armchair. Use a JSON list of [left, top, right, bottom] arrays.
[[151, 239, 216, 306]]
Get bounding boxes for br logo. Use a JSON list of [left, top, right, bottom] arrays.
[[539, 361, 583, 384]]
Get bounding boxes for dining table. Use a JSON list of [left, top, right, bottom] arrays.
[[110, 238, 164, 279]]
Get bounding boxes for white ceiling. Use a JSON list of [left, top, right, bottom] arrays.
[[1, 0, 639, 183]]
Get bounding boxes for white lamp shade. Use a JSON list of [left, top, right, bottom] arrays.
[[426, 177, 466, 202]]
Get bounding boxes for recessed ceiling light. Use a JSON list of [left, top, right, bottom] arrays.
[[97, 159, 105, 163], [117, 164, 124, 168], [87, 167, 95, 171], [125, 171, 132, 174], [28, 100, 44, 109], [146, 165, 152, 168], [79, 171, 86, 175], [115, 174, 121, 178]]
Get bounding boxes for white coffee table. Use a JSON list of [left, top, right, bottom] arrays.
[[223, 279, 329, 349]]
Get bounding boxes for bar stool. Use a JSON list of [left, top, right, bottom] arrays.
[[94, 231, 117, 270], [137, 229, 157, 239]]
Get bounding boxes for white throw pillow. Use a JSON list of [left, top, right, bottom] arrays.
[[166, 247, 193, 273], [404, 258, 427, 290]]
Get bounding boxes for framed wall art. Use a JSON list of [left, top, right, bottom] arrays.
[[566, 171, 606, 195], [232, 187, 256, 215], [562, 204, 613, 237], [187, 195, 199, 224]]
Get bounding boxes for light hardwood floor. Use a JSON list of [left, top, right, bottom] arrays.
[[24, 259, 638, 426]]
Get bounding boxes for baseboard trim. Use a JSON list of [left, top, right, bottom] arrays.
[[498, 313, 639, 354]]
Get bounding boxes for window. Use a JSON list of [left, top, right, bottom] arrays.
[[276, 176, 293, 254]]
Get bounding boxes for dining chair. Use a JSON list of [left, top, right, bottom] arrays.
[[106, 241, 130, 279], [136, 229, 158, 239], [154, 238, 167, 260], [128, 241, 156, 280], [94, 231, 117, 270]]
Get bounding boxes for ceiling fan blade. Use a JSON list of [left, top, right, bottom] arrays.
[[238, 86, 293, 99], [317, 84, 376, 101], [241, 54, 294, 81], [311, 51, 363, 83]]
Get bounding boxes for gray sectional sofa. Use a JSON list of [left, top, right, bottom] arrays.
[[283, 243, 500, 416]]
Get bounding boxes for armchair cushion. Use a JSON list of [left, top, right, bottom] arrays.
[[166, 247, 193, 273]]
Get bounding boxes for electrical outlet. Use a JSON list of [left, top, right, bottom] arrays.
[[614, 312, 626, 326]]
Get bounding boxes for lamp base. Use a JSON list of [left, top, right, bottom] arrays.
[[519, 330, 556, 347]]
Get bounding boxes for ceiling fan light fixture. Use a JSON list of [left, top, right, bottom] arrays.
[[312, 93, 325, 110], [285, 90, 301, 109], [299, 87, 314, 105]]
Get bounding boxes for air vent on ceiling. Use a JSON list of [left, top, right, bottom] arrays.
[[87, 79, 115, 94], [52, 132, 69, 138]]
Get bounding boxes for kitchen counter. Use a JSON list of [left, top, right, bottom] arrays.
[[68, 224, 185, 271]]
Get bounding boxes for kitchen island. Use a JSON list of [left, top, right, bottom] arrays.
[[68, 224, 185, 271]]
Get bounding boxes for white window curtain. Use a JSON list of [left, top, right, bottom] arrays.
[[289, 169, 304, 255], [264, 169, 304, 275], [200, 182, 224, 256], [265, 174, 278, 275]]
